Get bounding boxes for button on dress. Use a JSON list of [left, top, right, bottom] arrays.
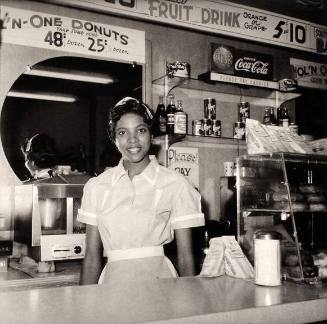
[[78, 157, 204, 285]]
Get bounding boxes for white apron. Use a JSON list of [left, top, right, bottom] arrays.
[[98, 246, 178, 285]]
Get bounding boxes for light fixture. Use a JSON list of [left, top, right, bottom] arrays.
[[7, 90, 77, 103], [24, 65, 115, 84]]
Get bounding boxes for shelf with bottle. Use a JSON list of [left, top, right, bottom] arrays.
[[152, 74, 301, 105]]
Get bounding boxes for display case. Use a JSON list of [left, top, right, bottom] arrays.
[[236, 152, 327, 284]]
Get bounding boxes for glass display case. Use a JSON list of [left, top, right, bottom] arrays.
[[236, 152, 327, 284]]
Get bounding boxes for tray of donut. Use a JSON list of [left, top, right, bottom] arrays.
[[271, 183, 327, 212], [282, 243, 327, 283], [273, 183, 327, 282]]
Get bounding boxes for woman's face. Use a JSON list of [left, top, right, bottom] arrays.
[[115, 112, 151, 167]]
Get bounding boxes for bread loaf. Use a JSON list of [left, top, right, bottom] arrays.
[[272, 192, 305, 202], [291, 202, 308, 211], [306, 194, 326, 203], [309, 203, 327, 211], [283, 253, 299, 266], [299, 185, 320, 194]]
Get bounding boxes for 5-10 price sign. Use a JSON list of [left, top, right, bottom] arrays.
[[1, 5, 145, 64], [270, 18, 326, 54], [273, 21, 306, 44]]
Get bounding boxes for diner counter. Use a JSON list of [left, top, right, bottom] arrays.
[[0, 275, 326, 324], [0, 259, 80, 291]]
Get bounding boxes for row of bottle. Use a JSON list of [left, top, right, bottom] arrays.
[[153, 94, 187, 136], [154, 99, 292, 136], [262, 106, 291, 127]]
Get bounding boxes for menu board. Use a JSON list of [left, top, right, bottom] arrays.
[[0, 5, 146, 64], [43, 0, 327, 55]]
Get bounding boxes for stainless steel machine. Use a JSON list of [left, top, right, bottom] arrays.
[[14, 174, 90, 261]]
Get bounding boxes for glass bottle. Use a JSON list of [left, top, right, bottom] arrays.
[[277, 106, 282, 126], [269, 107, 277, 126], [166, 94, 176, 136], [174, 100, 187, 135], [262, 107, 271, 125], [199, 230, 210, 272], [154, 95, 167, 136], [280, 107, 290, 127]]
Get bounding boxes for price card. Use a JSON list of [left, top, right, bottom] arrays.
[[0, 5, 145, 64]]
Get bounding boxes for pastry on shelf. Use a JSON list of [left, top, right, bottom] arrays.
[[309, 203, 327, 212], [299, 184, 321, 194], [306, 193, 326, 203]]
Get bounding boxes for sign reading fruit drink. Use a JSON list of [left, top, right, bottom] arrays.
[[40, 0, 327, 55]]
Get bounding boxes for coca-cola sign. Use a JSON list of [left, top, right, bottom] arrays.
[[234, 50, 273, 80], [235, 58, 269, 75], [210, 44, 273, 81]]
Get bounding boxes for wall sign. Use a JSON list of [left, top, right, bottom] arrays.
[[168, 146, 199, 189], [210, 44, 274, 81], [290, 58, 327, 89], [0, 5, 146, 64], [42, 0, 327, 55], [208, 72, 279, 89]]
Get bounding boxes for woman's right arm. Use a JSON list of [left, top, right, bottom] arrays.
[[79, 224, 103, 285]]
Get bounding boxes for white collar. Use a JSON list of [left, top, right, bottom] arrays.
[[111, 156, 159, 186]]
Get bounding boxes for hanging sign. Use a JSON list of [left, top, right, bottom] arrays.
[[168, 146, 199, 189], [42, 0, 327, 55], [290, 58, 327, 90], [0, 5, 146, 64]]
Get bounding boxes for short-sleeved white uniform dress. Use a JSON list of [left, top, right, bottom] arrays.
[[77, 156, 204, 285]]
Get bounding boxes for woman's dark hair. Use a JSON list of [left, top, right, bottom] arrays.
[[108, 97, 154, 142], [21, 133, 57, 168]]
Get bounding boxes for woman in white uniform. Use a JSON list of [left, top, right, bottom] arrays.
[[78, 97, 204, 285]]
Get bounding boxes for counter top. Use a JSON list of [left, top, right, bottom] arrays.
[[0, 275, 326, 324], [0, 259, 80, 291]]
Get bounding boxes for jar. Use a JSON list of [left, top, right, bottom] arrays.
[[254, 230, 281, 286], [211, 119, 222, 137], [204, 98, 216, 119], [192, 120, 203, 136], [239, 101, 250, 120], [233, 121, 245, 139]]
